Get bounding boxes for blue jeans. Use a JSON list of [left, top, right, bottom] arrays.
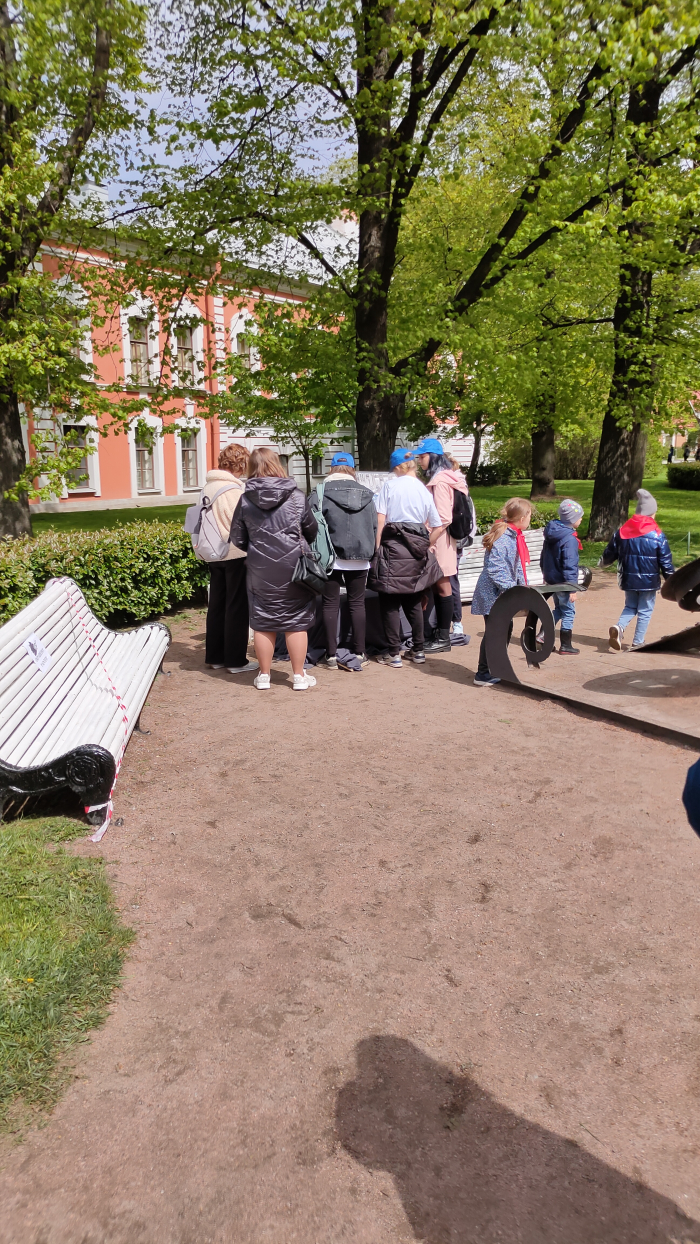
[[618, 589, 657, 645], [552, 591, 576, 630]]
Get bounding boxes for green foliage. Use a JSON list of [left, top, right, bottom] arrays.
[[472, 502, 558, 534], [0, 522, 208, 624], [0, 816, 133, 1132], [221, 299, 357, 490], [667, 463, 700, 491]]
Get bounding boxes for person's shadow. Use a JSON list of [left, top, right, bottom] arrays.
[[336, 1036, 697, 1243]]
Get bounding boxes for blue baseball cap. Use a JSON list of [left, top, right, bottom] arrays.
[[389, 447, 415, 470], [331, 451, 355, 468], [415, 437, 444, 455]]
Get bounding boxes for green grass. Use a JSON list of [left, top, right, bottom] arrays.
[[470, 474, 700, 568], [0, 817, 133, 1134], [30, 503, 188, 536]]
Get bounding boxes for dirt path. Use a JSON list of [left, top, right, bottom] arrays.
[[2, 576, 700, 1243]]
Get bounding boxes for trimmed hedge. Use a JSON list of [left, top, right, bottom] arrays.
[[473, 504, 558, 534], [0, 506, 559, 628], [0, 522, 209, 626], [667, 462, 700, 490]]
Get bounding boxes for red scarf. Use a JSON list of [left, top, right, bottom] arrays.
[[507, 524, 530, 583]]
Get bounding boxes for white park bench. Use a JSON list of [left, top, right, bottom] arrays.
[[458, 528, 588, 602], [0, 576, 170, 837]]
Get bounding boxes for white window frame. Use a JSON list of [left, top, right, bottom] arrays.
[[54, 277, 93, 366], [61, 417, 100, 496], [174, 409, 207, 494], [229, 312, 259, 373], [120, 295, 160, 388], [170, 299, 205, 389], [128, 411, 164, 498]]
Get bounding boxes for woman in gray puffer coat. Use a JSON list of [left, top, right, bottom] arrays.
[[230, 448, 318, 691]]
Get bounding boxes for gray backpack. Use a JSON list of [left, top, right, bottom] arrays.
[[184, 482, 241, 562]]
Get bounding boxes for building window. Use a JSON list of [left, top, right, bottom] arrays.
[[312, 455, 324, 476], [63, 424, 90, 491], [181, 431, 198, 488], [176, 326, 195, 383], [129, 317, 150, 386], [135, 434, 155, 491], [236, 333, 252, 370], [278, 454, 289, 473]]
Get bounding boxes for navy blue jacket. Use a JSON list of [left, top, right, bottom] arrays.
[[601, 519, 674, 590], [540, 519, 580, 587]]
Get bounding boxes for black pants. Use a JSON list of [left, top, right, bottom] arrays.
[[322, 568, 368, 655], [206, 559, 250, 668], [451, 572, 462, 622], [379, 591, 425, 656], [477, 614, 513, 676]]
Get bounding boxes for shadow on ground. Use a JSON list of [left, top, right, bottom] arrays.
[[582, 668, 700, 699], [336, 1036, 698, 1244]]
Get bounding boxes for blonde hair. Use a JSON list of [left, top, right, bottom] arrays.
[[393, 460, 417, 477], [482, 497, 532, 551], [330, 464, 356, 478], [248, 447, 286, 478]]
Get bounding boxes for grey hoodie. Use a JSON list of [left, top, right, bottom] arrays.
[[311, 474, 377, 561]]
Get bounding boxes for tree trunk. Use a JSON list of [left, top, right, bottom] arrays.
[[530, 422, 556, 499], [588, 260, 653, 540], [467, 423, 483, 486], [629, 422, 647, 497], [356, 385, 404, 469], [589, 78, 660, 543], [0, 391, 31, 536], [302, 449, 311, 495]]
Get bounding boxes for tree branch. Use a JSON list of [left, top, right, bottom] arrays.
[[257, 0, 351, 105]]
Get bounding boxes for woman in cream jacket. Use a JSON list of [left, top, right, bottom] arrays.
[[201, 442, 258, 674]]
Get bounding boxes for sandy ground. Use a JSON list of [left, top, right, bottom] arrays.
[[1, 574, 700, 1244]]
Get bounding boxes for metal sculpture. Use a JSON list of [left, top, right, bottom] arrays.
[[637, 557, 700, 653], [485, 570, 592, 684]]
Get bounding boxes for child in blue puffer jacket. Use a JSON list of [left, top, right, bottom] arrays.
[[541, 498, 584, 655], [601, 489, 674, 650]]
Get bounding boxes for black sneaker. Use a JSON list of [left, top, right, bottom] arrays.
[[473, 672, 501, 686]]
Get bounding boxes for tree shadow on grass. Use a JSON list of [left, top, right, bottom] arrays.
[[336, 1036, 698, 1244]]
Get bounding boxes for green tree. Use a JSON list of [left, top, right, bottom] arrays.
[[222, 299, 357, 492], [143, 0, 662, 466], [0, 0, 147, 536]]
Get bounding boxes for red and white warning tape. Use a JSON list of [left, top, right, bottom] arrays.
[[60, 579, 131, 842]]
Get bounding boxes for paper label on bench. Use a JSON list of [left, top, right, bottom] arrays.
[[24, 633, 52, 674]]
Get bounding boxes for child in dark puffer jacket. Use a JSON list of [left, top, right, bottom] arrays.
[[601, 489, 674, 651], [541, 499, 584, 654]]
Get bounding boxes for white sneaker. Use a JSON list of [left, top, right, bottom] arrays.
[[227, 660, 259, 673], [206, 663, 225, 669], [253, 672, 271, 690], [452, 621, 464, 636], [609, 625, 622, 652], [293, 673, 316, 690]]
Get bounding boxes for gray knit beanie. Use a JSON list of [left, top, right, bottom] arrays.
[[558, 498, 584, 526], [635, 488, 657, 516]]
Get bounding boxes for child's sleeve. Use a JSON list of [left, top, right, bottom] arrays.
[[658, 533, 675, 579], [600, 533, 618, 566], [561, 532, 580, 585], [488, 537, 517, 591]]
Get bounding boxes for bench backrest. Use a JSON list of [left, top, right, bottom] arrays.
[[0, 577, 170, 770], [458, 529, 546, 603]]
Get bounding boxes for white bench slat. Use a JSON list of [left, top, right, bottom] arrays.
[[0, 577, 169, 773], [459, 530, 546, 602]]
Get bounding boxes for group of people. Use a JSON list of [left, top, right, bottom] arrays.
[[198, 438, 676, 690]]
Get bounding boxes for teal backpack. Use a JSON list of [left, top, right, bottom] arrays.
[[311, 481, 336, 572]]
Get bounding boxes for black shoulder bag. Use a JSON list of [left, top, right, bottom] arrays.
[[291, 492, 329, 596]]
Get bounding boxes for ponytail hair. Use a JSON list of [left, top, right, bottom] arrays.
[[482, 497, 532, 552]]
